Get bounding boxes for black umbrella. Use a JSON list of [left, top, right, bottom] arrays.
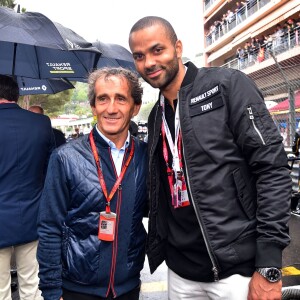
[[93, 41, 137, 72], [17, 77, 75, 96], [0, 7, 101, 79]]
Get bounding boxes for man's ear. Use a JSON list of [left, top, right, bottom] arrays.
[[91, 105, 96, 116], [133, 103, 142, 117], [175, 40, 183, 59]]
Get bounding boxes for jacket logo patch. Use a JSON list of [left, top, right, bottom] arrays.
[[190, 85, 220, 106], [189, 96, 224, 117]]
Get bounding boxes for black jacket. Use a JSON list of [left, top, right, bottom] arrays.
[[292, 129, 300, 156], [146, 62, 291, 280]]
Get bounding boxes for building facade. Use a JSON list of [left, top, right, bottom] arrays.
[[202, 0, 300, 146]]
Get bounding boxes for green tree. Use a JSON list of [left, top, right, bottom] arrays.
[[0, 0, 26, 12], [18, 89, 74, 118], [0, 0, 16, 8], [72, 82, 88, 102]]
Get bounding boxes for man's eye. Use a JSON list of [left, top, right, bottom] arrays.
[[154, 48, 163, 54], [133, 54, 143, 60]]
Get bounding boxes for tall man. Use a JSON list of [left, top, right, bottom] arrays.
[[37, 67, 147, 300], [129, 16, 291, 300], [28, 105, 66, 147], [0, 75, 55, 300]]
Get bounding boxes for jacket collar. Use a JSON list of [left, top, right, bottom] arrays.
[[91, 126, 133, 150], [92, 126, 110, 149], [156, 61, 199, 104], [0, 102, 20, 110], [181, 61, 199, 88]]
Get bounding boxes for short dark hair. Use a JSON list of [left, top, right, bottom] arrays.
[[88, 67, 143, 107], [129, 16, 178, 45], [0, 75, 19, 102]]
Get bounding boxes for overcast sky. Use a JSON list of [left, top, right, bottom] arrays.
[[16, 0, 204, 59]]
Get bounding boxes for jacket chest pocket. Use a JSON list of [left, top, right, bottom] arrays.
[[189, 96, 224, 117]]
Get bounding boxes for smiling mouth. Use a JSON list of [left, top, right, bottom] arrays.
[[104, 116, 120, 122], [147, 69, 162, 79]]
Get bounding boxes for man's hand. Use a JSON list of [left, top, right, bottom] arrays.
[[248, 271, 282, 300]]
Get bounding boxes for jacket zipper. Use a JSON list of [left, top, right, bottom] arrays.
[[247, 106, 266, 145], [106, 148, 128, 297], [178, 92, 220, 281], [149, 104, 160, 211]]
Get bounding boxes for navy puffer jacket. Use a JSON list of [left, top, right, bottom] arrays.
[[37, 128, 147, 300]]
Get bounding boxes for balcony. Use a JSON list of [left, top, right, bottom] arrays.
[[206, 0, 272, 47], [221, 28, 299, 73]]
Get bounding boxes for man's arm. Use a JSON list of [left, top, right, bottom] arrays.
[[227, 70, 291, 297], [37, 150, 70, 300]]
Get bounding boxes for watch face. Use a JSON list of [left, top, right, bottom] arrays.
[[266, 268, 281, 282]]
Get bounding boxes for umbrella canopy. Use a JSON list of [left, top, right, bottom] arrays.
[[0, 7, 101, 79], [17, 77, 75, 96], [93, 41, 136, 72], [269, 91, 300, 113]]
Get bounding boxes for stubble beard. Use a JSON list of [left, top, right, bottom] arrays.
[[143, 56, 180, 91]]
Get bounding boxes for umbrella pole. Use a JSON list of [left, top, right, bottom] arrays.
[[12, 43, 17, 78], [24, 95, 30, 110]]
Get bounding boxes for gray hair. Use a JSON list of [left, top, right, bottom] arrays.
[[88, 67, 143, 107]]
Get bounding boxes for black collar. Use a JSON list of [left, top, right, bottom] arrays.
[[181, 61, 199, 88]]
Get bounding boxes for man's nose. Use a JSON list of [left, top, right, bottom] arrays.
[[107, 99, 118, 113], [144, 55, 156, 69]]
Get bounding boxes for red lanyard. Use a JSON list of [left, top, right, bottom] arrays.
[[161, 123, 183, 205], [89, 131, 134, 213]]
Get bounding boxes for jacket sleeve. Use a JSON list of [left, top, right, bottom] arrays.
[[37, 150, 71, 300], [292, 130, 300, 156], [226, 69, 291, 267]]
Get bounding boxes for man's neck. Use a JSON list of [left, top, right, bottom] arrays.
[[96, 125, 129, 150], [0, 99, 15, 104], [161, 63, 186, 111]]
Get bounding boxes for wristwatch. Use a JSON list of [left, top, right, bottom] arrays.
[[256, 267, 282, 282]]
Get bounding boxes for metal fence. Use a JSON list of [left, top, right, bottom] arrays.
[[248, 51, 300, 148], [206, 0, 271, 47], [221, 32, 300, 148]]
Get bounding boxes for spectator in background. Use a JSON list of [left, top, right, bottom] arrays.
[[226, 9, 235, 25], [287, 18, 297, 47], [221, 13, 228, 33], [274, 24, 284, 53], [210, 23, 216, 43], [236, 47, 245, 69], [279, 126, 288, 146], [72, 127, 84, 139], [257, 46, 265, 63], [129, 120, 139, 137], [28, 105, 66, 147], [235, 2, 243, 23], [0, 75, 55, 300], [251, 37, 259, 62], [296, 14, 300, 42]]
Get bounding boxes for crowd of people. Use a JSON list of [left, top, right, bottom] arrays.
[[206, 0, 300, 67], [206, 0, 264, 45], [235, 17, 300, 69], [0, 15, 293, 300]]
